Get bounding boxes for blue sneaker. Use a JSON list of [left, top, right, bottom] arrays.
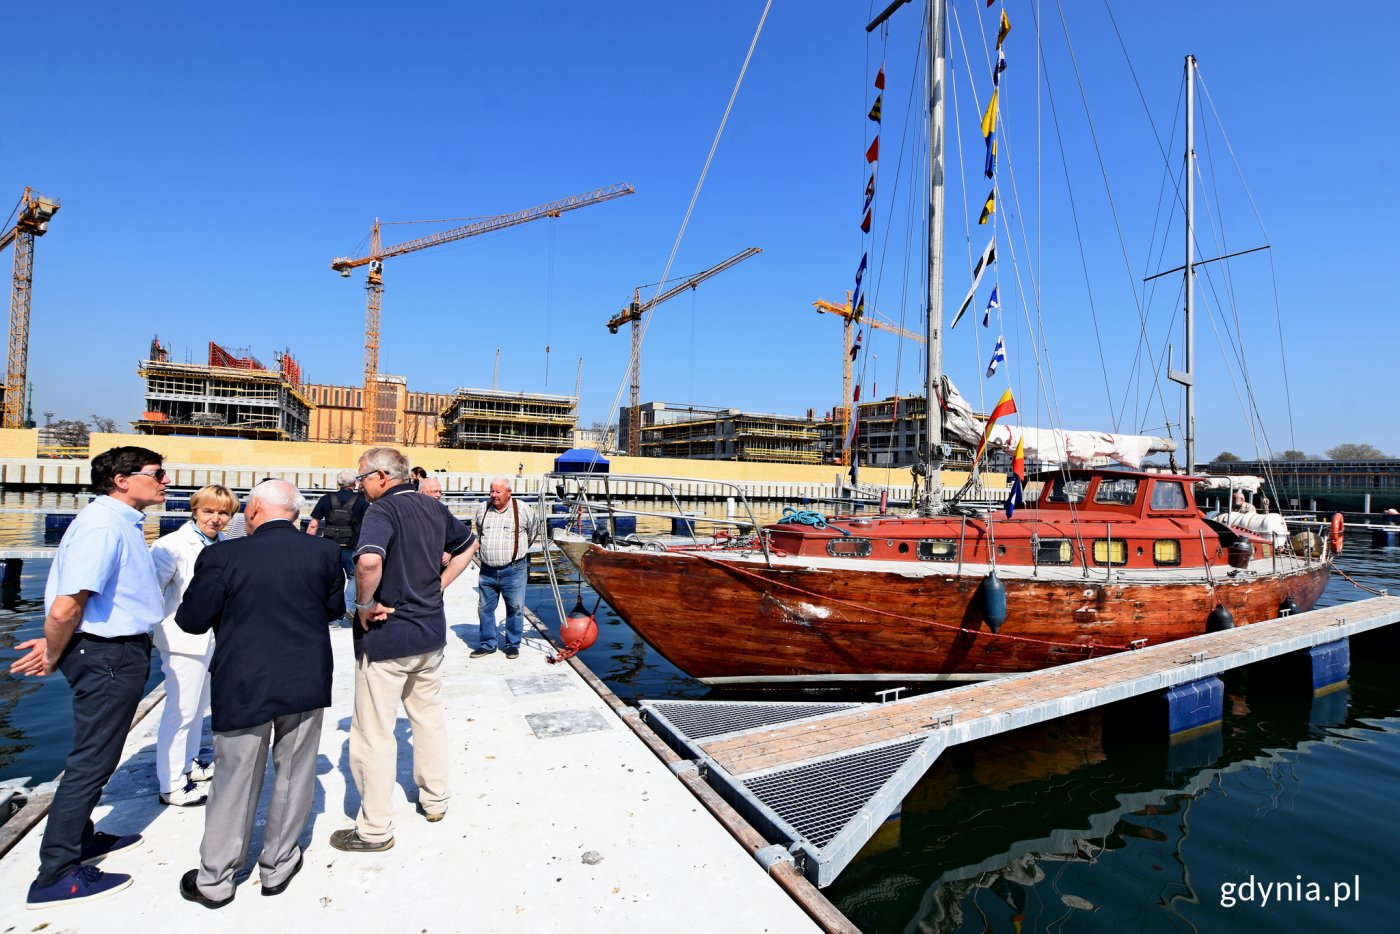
[[81, 831, 143, 864], [26, 865, 133, 909]]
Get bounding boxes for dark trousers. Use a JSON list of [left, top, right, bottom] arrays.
[[36, 633, 151, 885]]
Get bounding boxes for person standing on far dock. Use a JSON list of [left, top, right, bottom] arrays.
[[149, 484, 239, 808], [332, 448, 476, 852], [471, 476, 540, 660], [173, 480, 344, 908], [12, 446, 168, 909], [309, 468, 368, 620]]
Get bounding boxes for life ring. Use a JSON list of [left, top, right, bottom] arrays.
[[1329, 513, 1345, 555]]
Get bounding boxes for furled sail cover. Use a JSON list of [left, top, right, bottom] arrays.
[[939, 377, 1176, 469]]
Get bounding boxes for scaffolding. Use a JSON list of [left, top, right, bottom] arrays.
[[439, 387, 577, 452], [626, 402, 821, 464], [133, 342, 312, 441]]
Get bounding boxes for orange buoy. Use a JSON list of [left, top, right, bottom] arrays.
[[548, 599, 599, 663], [1330, 513, 1345, 555]]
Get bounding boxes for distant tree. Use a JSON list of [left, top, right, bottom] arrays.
[[50, 419, 90, 448], [89, 414, 120, 434], [1278, 449, 1308, 461], [1326, 443, 1387, 460], [1212, 451, 1241, 463]]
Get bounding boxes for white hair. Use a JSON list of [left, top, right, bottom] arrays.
[[249, 479, 303, 516], [489, 476, 513, 491], [337, 468, 358, 488]]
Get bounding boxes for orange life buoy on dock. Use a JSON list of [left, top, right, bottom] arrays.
[[1329, 513, 1345, 555]]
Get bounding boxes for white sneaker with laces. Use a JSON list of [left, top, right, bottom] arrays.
[[160, 781, 209, 807]]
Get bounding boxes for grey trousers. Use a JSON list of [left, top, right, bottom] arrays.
[[195, 709, 323, 900]]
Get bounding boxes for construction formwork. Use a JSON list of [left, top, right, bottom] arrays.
[[133, 345, 312, 442], [439, 387, 577, 453], [627, 402, 821, 464]]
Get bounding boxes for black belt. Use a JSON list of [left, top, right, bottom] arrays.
[[78, 631, 152, 644], [482, 558, 526, 570]]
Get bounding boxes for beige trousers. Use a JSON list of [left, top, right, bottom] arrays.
[[348, 648, 450, 842]]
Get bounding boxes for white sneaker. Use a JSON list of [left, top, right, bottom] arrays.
[[159, 782, 208, 807], [187, 759, 214, 783]]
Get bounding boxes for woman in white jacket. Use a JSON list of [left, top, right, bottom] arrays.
[[150, 484, 238, 806]]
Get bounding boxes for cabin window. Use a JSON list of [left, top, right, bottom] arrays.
[[1094, 478, 1139, 506], [917, 539, 958, 562], [1036, 538, 1074, 565], [1045, 477, 1090, 503], [1150, 480, 1188, 510], [827, 538, 873, 558], [1153, 539, 1182, 566], [1092, 539, 1128, 566]]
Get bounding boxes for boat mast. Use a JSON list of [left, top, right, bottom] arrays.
[[923, 0, 948, 510], [1175, 54, 1198, 473], [867, 0, 946, 511]]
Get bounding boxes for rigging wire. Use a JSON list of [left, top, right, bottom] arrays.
[[1195, 71, 1301, 462], [600, 0, 772, 450]]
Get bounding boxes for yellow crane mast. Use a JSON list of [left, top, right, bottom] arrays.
[[0, 188, 60, 429], [331, 183, 634, 444], [812, 294, 924, 465], [606, 247, 762, 455]]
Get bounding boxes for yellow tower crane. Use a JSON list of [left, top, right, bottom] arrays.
[[0, 188, 60, 429], [606, 247, 762, 455], [331, 183, 634, 444], [812, 294, 924, 465]]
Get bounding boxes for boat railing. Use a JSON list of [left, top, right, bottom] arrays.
[[540, 471, 773, 566]]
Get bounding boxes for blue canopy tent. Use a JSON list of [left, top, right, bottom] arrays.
[[553, 449, 609, 474]]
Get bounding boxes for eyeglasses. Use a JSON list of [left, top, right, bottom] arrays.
[[127, 469, 168, 482], [355, 468, 384, 483]]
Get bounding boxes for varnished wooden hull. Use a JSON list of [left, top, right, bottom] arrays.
[[576, 547, 1332, 684]]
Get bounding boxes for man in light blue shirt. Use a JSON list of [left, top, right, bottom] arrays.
[[11, 446, 169, 909]]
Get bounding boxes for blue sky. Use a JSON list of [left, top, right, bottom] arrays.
[[4, 1, 1393, 460]]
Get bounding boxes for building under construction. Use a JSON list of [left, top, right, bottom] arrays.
[[134, 339, 312, 441], [823, 394, 981, 469], [621, 402, 821, 464], [303, 376, 452, 446], [439, 387, 577, 453]]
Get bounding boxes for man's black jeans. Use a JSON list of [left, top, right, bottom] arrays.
[[35, 632, 151, 885]]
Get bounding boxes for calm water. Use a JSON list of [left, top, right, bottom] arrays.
[[4, 492, 1397, 932]]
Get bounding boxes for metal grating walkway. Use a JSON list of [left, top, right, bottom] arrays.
[[639, 595, 1400, 887]]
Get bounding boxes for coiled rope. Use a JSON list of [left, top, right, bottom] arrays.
[[779, 507, 851, 536]]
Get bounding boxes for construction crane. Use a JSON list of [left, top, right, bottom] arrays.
[[331, 182, 634, 444], [607, 247, 762, 455], [813, 294, 924, 465], [0, 188, 60, 429]]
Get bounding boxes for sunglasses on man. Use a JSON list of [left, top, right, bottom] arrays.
[[126, 468, 168, 482]]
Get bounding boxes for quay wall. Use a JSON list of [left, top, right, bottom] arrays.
[[0, 429, 991, 499]]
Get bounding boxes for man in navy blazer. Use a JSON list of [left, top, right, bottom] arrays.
[[174, 479, 343, 908]]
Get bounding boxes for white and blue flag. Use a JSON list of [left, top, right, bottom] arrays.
[[986, 335, 1006, 377]]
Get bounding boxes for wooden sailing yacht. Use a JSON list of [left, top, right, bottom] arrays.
[[556, 1, 1335, 686]]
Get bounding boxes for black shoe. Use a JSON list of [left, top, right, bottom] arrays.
[[261, 851, 303, 897], [503, 646, 519, 659], [469, 648, 496, 659], [80, 831, 143, 864], [179, 869, 234, 909]]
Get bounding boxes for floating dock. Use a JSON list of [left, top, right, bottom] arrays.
[[0, 574, 833, 931], [641, 595, 1400, 887]]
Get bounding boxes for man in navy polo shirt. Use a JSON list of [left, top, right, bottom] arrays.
[[12, 446, 168, 908], [330, 447, 476, 853]]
